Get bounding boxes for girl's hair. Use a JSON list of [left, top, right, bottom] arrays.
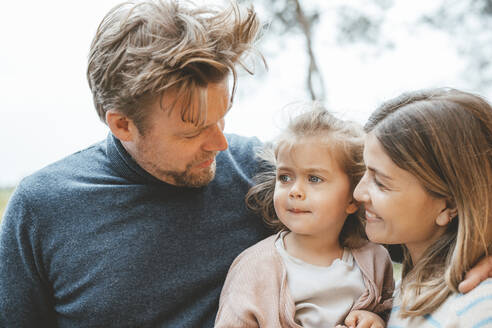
[[246, 102, 367, 248], [365, 88, 492, 317]]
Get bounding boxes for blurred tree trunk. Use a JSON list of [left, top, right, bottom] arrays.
[[293, 0, 325, 100], [249, 0, 326, 100]]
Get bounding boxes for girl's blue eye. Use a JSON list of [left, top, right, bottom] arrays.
[[308, 175, 322, 183], [278, 174, 291, 182]]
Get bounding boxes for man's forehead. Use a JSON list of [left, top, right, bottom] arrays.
[[155, 81, 230, 130]]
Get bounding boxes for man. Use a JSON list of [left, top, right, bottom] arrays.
[[1, 1, 490, 327], [0, 1, 269, 327]]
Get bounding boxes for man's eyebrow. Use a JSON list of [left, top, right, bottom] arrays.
[[185, 125, 207, 134], [181, 106, 231, 135], [367, 166, 393, 180]]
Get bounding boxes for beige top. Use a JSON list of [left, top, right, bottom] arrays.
[[275, 231, 366, 327], [215, 232, 394, 328]]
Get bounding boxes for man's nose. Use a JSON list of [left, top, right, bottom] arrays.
[[202, 120, 228, 152]]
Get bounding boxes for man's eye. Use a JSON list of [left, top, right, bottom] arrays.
[[308, 175, 322, 183], [278, 174, 291, 183], [184, 132, 200, 139]]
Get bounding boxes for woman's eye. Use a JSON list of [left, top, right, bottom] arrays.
[[278, 174, 291, 183], [373, 177, 386, 190], [308, 175, 322, 183]]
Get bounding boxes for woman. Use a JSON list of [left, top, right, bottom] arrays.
[[354, 88, 492, 327]]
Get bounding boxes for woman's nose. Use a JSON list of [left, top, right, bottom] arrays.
[[354, 172, 369, 203]]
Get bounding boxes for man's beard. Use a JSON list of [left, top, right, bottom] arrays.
[[158, 159, 217, 188], [151, 151, 218, 188]]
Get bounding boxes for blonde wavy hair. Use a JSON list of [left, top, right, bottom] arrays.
[[365, 88, 492, 317], [87, 0, 264, 133], [246, 103, 367, 248]]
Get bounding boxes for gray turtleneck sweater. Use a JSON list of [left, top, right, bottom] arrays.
[[0, 133, 270, 327]]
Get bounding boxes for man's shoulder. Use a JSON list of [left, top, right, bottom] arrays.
[[214, 134, 264, 183], [224, 133, 263, 159], [14, 140, 107, 200]]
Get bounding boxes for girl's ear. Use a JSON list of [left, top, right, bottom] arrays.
[[346, 198, 358, 215]]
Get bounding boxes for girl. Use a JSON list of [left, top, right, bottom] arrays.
[[215, 104, 394, 328], [354, 88, 492, 327]]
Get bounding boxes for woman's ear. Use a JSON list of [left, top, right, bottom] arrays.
[[106, 110, 136, 142], [435, 201, 458, 227]]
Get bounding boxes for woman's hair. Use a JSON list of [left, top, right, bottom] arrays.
[[246, 102, 367, 248], [365, 87, 492, 317], [87, 0, 264, 134]]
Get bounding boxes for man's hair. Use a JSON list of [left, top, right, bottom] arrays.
[[87, 0, 263, 133], [245, 102, 367, 249], [365, 88, 492, 317]]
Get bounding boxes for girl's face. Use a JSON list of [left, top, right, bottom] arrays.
[[353, 133, 448, 263], [273, 137, 358, 242]]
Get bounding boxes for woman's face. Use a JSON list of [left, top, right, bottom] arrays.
[[353, 132, 448, 263]]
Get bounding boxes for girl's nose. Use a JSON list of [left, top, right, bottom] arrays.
[[289, 185, 305, 200]]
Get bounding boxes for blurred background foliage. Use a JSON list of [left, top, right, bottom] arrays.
[[244, 0, 492, 101]]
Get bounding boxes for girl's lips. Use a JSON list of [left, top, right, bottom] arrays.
[[288, 208, 311, 214]]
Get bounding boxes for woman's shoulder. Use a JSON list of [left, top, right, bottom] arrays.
[[433, 278, 492, 327], [449, 278, 492, 312], [389, 279, 492, 327]]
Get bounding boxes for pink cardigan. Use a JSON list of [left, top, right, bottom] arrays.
[[215, 233, 394, 327]]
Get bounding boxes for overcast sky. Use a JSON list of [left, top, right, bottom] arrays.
[[0, 0, 473, 186]]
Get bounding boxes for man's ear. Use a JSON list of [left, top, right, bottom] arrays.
[[106, 110, 137, 142]]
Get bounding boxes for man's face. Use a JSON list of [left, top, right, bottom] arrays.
[[124, 80, 230, 187]]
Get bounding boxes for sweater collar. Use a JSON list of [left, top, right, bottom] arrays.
[[105, 133, 177, 187]]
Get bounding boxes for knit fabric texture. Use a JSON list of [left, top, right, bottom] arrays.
[[387, 278, 492, 328], [0, 133, 271, 328]]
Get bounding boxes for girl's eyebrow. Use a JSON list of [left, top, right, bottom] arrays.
[[277, 166, 331, 174], [301, 167, 331, 174]]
